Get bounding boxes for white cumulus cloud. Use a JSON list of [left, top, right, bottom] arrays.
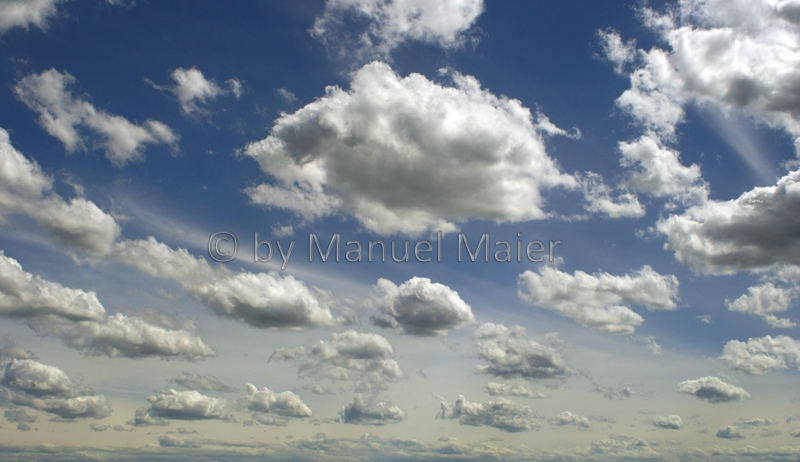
[[14, 69, 178, 166], [299, 330, 404, 390], [721, 335, 800, 375], [373, 276, 475, 335], [677, 376, 750, 403], [0, 251, 214, 360], [139, 389, 230, 422], [473, 323, 569, 380], [241, 383, 312, 423], [116, 237, 336, 329], [0, 128, 121, 258], [517, 265, 679, 334], [0, 0, 64, 34], [726, 283, 796, 328], [339, 396, 404, 425], [149, 67, 243, 115], [311, 0, 484, 61], [657, 169, 800, 274], [0, 358, 111, 419], [243, 61, 578, 236], [438, 394, 539, 432], [550, 410, 591, 428], [483, 382, 546, 399], [652, 414, 682, 429]]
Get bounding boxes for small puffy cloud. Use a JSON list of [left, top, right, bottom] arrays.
[[244, 62, 578, 236], [579, 172, 645, 218], [307, 384, 334, 395], [4, 407, 37, 431], [89, 423, 132, 432], [592, 383, 635, 401], [158, 433, 202, 448], [550, 410, 590, 428], [0, 251, 214, 360], [0, 128, 120, 258], [677, 376, 750, 403], [339, 396, 404, 425], [269, 346, 306, 362], [198, 272, 335, 329], [276, 88, 296, 105], [141, 389, 230, 421], [517, 265, 678, 334], [735, 417, 776, 427], [642, 336, 663, 356], [14, 69, 178, 165], [717, 425, 745, 440], [438, 394, 539, 432], [721, 335, 800, 375], [597, 29, 636, 74], [726, 283, 796, 328], [271, 223, 294, 238], [652, 415, 682, 430], [116, 237, 336, 329], [170, 373, 235, 392], [618, 135, 707, 204], [150, 67, 243, 115], [613, 49, 685, 139], [373, 277, 475, 336], [242, 383, 312, 421], [483, 382, 546, 399], [311, 0, 484, 61], [129, 407, 167, 426], [473, 323, 569, 380], [294, 330, 404, 390], [657, 169, 800, 274], [0, 358, 111, 419], [0, 0, 64, 34]]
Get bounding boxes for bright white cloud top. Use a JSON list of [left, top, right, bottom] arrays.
[[244, 61, 577, 235]]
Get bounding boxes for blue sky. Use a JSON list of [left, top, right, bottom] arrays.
[[0, 0, 799, 460]]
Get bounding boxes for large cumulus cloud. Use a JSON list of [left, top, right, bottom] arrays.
[[243, 61, 578, 236]]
